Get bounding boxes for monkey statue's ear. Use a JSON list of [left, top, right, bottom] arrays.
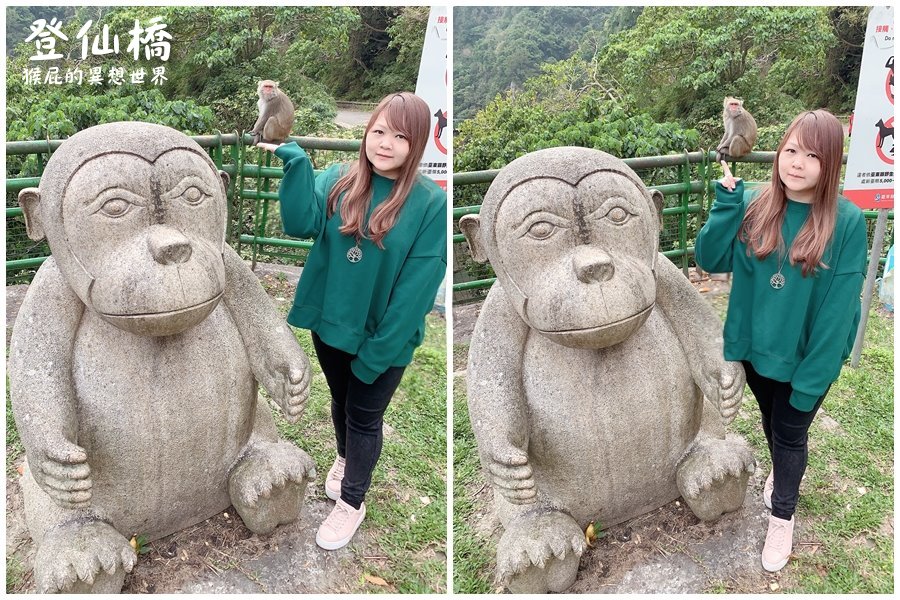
[[649, 189, 664, 232], [459, 214, 488, 263], [218, 170, 230, 192], [18, 188, 45, 241]]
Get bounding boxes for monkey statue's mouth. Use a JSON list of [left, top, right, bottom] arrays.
[[535, 304, 654, 349], [99, 294, 223, 337]]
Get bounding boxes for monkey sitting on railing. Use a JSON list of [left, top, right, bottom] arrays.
[[250, 80, 295, 145]]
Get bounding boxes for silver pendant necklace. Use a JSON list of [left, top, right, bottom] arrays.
[[347, 241, 362, 263], [770, 252, 787, 289]]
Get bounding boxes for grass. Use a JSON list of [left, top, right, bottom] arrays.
[[453, 291, 893, 594], [5, 280, 448, 594], [452, 375, 495, 594]]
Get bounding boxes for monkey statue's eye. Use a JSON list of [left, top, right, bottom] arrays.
[[600, 204, 635, 225], [97, 198, 133, 218], [526, 221, 556, 240], [608, 207, 629, 224], [181, 186, 208, 206]]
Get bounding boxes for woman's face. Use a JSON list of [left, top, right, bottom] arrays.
[[777, 133, 822, 203], [365, 116, 411, 179]]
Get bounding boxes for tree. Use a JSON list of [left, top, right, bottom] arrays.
[[453, 7, 616, 122], [596, 6, 837, 143]]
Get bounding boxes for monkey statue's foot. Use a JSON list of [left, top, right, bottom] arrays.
[[34, 519, 136, 593], [677, 434, 755, 521], [496, 510, 586, 593], [228, 440, 316, 535]]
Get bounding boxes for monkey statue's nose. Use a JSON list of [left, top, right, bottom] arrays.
[[147, 225, 193, 265], [573, 246, 614, 283]]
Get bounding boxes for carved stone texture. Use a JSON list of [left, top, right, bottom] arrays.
[[10, 122, 316, 593], [459, 147, 755, 593]]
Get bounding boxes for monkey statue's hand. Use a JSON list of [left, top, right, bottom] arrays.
[[29, 437, 93, 510], [486, 447, 537, 505], [262, 353, 311, 424], [256, 142, 284, 153], [699, 360, 745, 426]]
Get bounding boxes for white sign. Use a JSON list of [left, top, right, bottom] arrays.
[[844, 6, 894, 209], [414, 7, 448, 190]]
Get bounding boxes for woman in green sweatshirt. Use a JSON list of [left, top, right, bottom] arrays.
[[259, 92, 447, 551], [695, 110, 867, 573]]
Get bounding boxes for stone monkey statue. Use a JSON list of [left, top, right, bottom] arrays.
[[250, 79, 295, 145], [716, 96, 758, 162], [10, 122, 315, 593], [459, 147, 755, 593]]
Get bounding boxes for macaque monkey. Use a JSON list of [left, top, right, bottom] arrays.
[[715, 97, 757, 163], [250, 80, 295, 145]]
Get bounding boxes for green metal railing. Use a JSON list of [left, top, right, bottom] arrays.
[[452, 150, 894, 294], [5, 133, 361, 284]]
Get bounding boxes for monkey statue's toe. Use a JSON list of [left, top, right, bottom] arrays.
[[676, 434, 756, 521], [34, 520, 136, 594], [228, 439, 316, 535], [496, 511, 585, 594]]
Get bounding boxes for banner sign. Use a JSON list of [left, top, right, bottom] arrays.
[[414, 7, 448, 191], [844, 6, 894, 209]]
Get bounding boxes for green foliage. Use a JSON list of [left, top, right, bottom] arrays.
[[454, 53, 699, 180], [595, 7, 838, 141], [454, 7, 627, 121], [319, 6, 429, 101], [6, 6, 424, 146]]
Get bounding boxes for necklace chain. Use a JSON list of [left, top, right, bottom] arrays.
[[770, 251, 787, 290]]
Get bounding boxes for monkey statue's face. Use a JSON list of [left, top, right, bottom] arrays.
[[20, 122, 228, 336], [493, 171, 658, 349], [57, 144, 227, 337]]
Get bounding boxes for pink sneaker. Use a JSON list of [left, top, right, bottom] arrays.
[[761, 514, 794, 572], [763, 470, 774, 510], [325, 456, 345, 501], [316, 498, 366, 550]]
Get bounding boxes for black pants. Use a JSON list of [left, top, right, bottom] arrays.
[[742, 361, 829, 521], [312, 332, 405, 509]]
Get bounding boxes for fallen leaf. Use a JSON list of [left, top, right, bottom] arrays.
[[857, 487, 867, 496], [15, 464, 25, 476], [364, 574, 389, 587], [769, 582, 780, 591], [419, 496, 432, 506], [585, 522, 596, 547], [129, 537, 138, 551]]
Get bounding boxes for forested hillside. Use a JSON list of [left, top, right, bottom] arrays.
[[453, 6, 640, 122]]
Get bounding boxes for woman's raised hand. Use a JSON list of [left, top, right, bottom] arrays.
[[256, 142, 284, 153], [719, 160, 737, 191]]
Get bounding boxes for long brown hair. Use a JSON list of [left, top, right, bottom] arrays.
[[327, 92, 431, 248], [738, 109, 844, 276]]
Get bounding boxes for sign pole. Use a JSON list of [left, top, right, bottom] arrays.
[[850, 209, 889, 367]]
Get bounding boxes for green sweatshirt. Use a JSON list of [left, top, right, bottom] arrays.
[[274, 142, 447, 384], [694, 179, 867, 411]]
